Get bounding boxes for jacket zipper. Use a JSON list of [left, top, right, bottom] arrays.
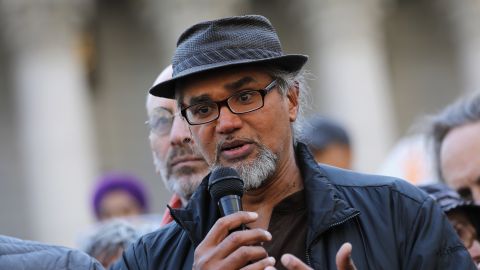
[[305, 212, 360, 267]]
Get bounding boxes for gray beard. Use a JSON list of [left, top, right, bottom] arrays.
[[212, 143, 278, 191], [154, 154, 205, 202], [167, 171, 204, 201]]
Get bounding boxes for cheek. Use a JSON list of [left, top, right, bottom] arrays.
[[150, 134, 169, 158], [191, 126, 216, 163]]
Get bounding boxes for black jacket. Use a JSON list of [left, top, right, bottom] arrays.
[[113, 143, 475, 269], [0, 235, 103, 270]]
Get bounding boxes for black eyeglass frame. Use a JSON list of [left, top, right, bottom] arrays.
[[180, 79, 278, 125]]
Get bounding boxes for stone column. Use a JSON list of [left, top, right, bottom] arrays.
[[142, 0, 251, 64], [0, 0, 97, 246], [437, 0, 480, 94], [305, 0, 397, 172]]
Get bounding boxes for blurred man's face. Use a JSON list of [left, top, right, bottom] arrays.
[[98, 190, 143, 221], [447, 210, 480, 265], [312, 143, 352, 170], [147, 96, 209, 204], [178, 67, 299, 190], [441, 121, 480, 203]]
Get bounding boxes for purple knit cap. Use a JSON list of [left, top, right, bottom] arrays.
[[92, 172, 149, 218]]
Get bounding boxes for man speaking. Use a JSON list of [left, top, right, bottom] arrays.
[[113, 15, 475, 269]]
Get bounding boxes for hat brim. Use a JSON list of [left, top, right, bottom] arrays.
[[149, 54, 308, 99]]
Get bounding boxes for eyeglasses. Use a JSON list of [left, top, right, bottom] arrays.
[[181, 79, 277, 125], [146, 108, 180, 136]]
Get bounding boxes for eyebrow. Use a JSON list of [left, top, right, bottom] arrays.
[[153, 106, 173, 113], [224, 76, 256, 91], [188, 94, 213, 106], [186, 76, 258, 106]]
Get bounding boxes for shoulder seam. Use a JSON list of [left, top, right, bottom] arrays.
[[333, 182, 427, 204]]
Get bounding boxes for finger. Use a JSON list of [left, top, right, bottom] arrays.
[[215, 228, 272, 258], [201, 211, 258, 247], [265, 267, 277, 270], [336, 243, 356, 270], [280, 254, 313, 270], [239, 256, 276, 270], [221, 245, 269, 269]]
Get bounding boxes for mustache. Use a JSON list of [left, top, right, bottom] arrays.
[[166, 145, 198, 169], [213, 135, 258, 166]]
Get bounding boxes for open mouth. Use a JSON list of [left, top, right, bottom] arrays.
[[219, 140, 254, 160], [221, 141, 246, 151]]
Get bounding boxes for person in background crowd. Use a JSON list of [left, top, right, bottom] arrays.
[[303, 115, 352, 169], [428, 93, 480, 202], [77, 66, 204, 268], [113, 15, 474, 270], [419, 183, 480, 268], [79, 220, 144, 269], [146, 65, 210, 226], [378, 134, 436, 185], [92, 172, 149, 221]]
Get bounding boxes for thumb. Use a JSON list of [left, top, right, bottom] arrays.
[[336, 243, 356, 270]]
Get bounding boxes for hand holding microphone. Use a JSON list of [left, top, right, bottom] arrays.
[[208, 166, 246, 231], [192, 167, 275, 270], [202, 167, 357, 270]]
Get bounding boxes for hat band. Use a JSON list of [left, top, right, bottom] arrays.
[[173, 48, 282, 77]]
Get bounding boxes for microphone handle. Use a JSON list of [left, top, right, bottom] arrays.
[[218, 195, 247, 231]]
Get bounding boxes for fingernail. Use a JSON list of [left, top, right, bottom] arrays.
[[264, 230, 272, 239], [281, 255, 291, 265], [248, 212, 258, 219], [268, 256, 276, 264]]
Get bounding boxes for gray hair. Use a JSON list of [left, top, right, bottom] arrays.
[[427, 93, 480, 181], [262, 65, 311, 146], [79, 219, 141, 264]]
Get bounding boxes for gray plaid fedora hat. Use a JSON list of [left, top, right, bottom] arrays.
[[149, 15, 308, 99]]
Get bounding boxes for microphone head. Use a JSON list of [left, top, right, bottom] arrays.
[[208, 167, 244, 203]]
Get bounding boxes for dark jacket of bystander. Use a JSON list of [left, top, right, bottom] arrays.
[[0, 235, 103, 270]]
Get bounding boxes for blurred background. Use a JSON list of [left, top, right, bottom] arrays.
[[0, 0, 479, 247]]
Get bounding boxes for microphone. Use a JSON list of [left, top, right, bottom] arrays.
[[208, 167, 244, 217]]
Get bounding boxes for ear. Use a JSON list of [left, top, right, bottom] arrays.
[[286, 83, 300, 122]]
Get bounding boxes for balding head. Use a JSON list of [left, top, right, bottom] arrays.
[[147, 65, 173, 112]]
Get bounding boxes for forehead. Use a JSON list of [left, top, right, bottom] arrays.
[[147, 95, 177, 113], [441, 121, 480, 162], [440, 121, 480, 185], [177, 66, 271, 103]]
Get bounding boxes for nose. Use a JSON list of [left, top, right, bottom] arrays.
[[169, 115, 192, 146], [215, 105, 242, 134]]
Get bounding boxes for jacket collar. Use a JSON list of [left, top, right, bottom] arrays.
[[296, 142, 360, 245], [170, 142, 359, 247], [169, 175, 219, 247]]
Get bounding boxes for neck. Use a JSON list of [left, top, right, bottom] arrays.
[[242, 145, 303, 229], [180, 197, 189, 207]]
